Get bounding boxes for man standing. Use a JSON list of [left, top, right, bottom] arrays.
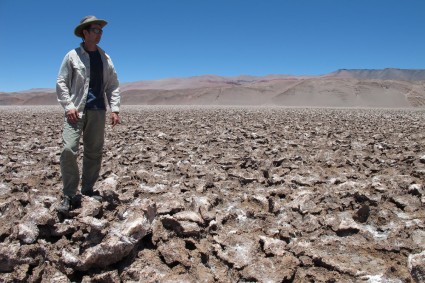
[[56, 15, 121, 213]]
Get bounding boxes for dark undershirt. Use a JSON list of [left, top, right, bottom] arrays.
[[85, 50, 105, 110]]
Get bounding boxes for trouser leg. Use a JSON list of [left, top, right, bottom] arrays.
[[60, 115, 84, 197], [81, 110, 106, 192]]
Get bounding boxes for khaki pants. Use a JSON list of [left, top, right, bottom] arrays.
[[60, 110, 106, 197]]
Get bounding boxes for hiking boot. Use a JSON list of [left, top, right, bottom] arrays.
[[70, 194, 82, 209], [81, 189, 103, 202], [57, 196, 71, 214]]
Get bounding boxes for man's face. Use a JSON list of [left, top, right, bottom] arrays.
[[83, 23, 103, 45]]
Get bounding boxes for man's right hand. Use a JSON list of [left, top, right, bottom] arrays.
[[66, 109, 79, 124]]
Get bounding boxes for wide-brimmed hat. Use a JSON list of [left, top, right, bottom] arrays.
[[74, 15, 107, 38]]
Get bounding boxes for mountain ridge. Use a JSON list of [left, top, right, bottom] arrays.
[[330, 68, 425, 81], [1, 69, 425, 107]]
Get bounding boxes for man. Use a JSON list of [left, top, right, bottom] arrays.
[[56, 15, 121, 213]]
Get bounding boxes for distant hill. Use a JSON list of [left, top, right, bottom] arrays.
[[330, 68, 425, 81], [1, 69, 424, 107], [0, 90, 57, 106], [119, 74, 305, 91]]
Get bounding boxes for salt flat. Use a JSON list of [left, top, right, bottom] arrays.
[[1, 105, 424, 282]]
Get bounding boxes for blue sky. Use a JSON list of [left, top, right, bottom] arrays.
[[0, 0, 424, 92]]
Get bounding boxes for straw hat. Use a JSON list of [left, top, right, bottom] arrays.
[[74, 15, 107, 38]]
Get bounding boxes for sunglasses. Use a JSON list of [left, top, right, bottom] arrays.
[[89, 28, 103, 34]]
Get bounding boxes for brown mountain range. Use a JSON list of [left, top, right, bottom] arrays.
[[1, 69, 425, 107]]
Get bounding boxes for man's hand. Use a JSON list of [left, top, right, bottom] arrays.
[[66, 109, 79, 124], [111, 112, 120, 127]]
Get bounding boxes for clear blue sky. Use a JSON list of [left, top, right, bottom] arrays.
[[0, 0, 424, 92]]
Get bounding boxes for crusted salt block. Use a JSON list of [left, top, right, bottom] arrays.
[[240, 255, 299, 282], [161, 215, 201, 237], [63, 207, 154, 271], [157, 238, 191, 267], [17, 222, 39, 244], [408, 250, 425, 283], [259, 235, 288, 256], [0, 243, 28, 272], [173, 211, 204, 225], [213, 234, 257, 269]]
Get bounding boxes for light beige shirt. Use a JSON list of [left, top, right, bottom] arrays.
[[56, 44, 120, 116]]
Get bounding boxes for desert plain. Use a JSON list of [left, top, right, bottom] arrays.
[[1, 103, 425, 282]]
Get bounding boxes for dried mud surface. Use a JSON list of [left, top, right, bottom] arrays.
[[1, 105, 425, 282]]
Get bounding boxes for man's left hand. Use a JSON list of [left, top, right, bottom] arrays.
[[111, 112, 120, 127]]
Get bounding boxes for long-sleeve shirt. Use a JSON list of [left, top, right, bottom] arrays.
[[56, 43, 120, 116]]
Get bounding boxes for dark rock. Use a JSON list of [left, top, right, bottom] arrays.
[[353, 204, 370, 223]]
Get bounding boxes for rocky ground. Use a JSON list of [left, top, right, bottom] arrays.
[[1, 105, 425, 282]]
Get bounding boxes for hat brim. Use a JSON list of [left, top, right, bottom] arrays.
[[74, 19, 107, 38]]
